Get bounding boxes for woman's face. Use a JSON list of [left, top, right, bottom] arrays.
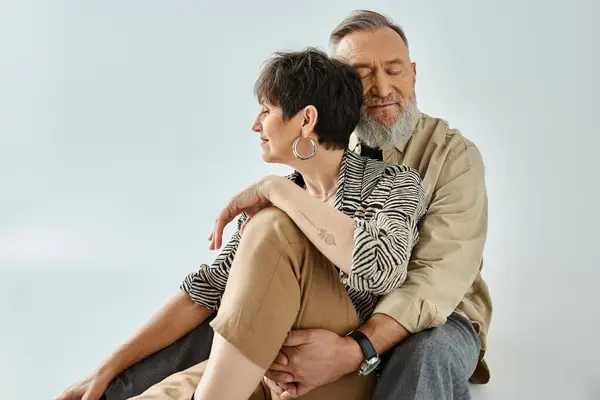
[[252, 102, 313, 164]]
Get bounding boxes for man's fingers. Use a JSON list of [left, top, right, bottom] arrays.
[[264, 369, 294, 383], [279, 383, 297, 392], [268, 362, 289, 372], [274, 351, 289, 365], [263, 377, 296, 396], [281, 389, 299, 399], [283, 329, 313, 347], [264, 378, 284, 396], [282, 383, 311, 399]]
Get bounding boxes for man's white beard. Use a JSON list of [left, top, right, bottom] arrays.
[[355, 96, 420, 150]]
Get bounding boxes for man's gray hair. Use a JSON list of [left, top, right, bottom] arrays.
[[329, 10, 409, 54]]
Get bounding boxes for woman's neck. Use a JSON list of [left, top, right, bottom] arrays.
[[291, 148, 344, 200]]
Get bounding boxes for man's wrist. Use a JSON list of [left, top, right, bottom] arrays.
[[360, 313, 409, 354], [340, 335, 366, 374]]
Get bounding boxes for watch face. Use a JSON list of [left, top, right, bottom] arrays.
[[360, 357, 381, 376]]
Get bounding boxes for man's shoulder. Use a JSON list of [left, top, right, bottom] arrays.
[[417, 113, 477, 154], [413, 113, 484, 170]]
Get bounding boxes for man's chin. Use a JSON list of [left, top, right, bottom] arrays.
[[368, 113, 400, 127]]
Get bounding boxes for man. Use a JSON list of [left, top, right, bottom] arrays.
[[58, 9, 491, 400]]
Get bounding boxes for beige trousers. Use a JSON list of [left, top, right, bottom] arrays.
[[130, 207, 375, 400]]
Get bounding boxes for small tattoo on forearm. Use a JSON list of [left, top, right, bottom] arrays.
[[299, 211, 337, 246], [318, 228, 337, 246]]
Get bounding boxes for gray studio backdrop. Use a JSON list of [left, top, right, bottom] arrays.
[[0, 1, 598, 399]]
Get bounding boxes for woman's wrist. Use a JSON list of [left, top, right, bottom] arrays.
[[94, 356, 122, 383], [259, 175, 288, 202]]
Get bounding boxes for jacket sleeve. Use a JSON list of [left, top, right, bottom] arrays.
[[347, 166, 427, 295], [180, 213, 247, 311], [373, 145, 488, 332]]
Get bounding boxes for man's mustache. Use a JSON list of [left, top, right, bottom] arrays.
[[363, 94, 405, 107]]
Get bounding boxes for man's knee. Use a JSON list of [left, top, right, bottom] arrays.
[[412, 328, 456, 366], [384, 321, 478, 379], [375, 327, 476, 400]]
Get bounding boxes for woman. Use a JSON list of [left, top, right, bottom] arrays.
[[130, 47, 426, 400]]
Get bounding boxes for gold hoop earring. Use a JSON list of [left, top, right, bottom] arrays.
[[292, 137, 317, 160]]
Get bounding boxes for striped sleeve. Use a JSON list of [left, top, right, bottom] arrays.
[[348, 167, 426, 295], [180, 213, 248, 310]]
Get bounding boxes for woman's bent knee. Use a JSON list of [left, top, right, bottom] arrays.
[[242, 207, 304, 246]]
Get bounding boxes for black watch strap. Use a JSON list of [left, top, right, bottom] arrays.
[[347, 330, 378, 359]]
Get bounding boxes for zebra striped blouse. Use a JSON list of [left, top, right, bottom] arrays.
[[181, 149, 427, 322]]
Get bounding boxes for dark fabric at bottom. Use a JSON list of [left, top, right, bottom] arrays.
[[102, 314, 214, 400], [102, 312, 479, 400]]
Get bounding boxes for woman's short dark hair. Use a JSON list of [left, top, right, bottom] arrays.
[[254, 47, 363, 150]]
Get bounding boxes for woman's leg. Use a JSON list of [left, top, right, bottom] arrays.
[[103, 316, 215, 400], [193, 333, 266, 399], [131, 206, 374, 400], [197, 206, 374, 400], [125, 361, 268, 400]]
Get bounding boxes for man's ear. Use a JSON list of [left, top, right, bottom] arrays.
[[412, 62, 417, 86], [300, 105, 318, 137]]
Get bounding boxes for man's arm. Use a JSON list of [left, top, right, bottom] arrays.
[[266, 144, 487, 397], [372, 144, 487, 334], [352, 144, 487, 353]]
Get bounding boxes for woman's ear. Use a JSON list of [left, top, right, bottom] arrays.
[[300, 105, 318, 137]]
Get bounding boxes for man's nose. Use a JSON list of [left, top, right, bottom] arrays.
[[371, 71, 393, 98]]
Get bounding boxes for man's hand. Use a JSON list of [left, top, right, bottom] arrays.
[[264, 329, 363, 398], [56, 371, 112, 400]]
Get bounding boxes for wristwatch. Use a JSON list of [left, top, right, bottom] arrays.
[[347, 330, 381, 376]]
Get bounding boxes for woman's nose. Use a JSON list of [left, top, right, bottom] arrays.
[[252, 119, 261, 132]]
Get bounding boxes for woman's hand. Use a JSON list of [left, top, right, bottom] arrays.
[[209, 176, 281, 250]]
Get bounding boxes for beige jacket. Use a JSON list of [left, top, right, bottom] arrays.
[[350, 112, 492, 383]]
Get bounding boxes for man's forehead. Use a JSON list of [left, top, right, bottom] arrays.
[[333, 28, 409, 65]]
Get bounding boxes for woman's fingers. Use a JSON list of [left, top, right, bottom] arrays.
[[209, 186, 264, 248], [212, 205, 236, 249], [209, 231, 216, 250], [213, 218, 225, 249]]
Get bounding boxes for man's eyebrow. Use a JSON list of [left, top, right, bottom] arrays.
[[384, 58, 405, 66], [351, 58, 405, 69], [350, 62, 372, 69]]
